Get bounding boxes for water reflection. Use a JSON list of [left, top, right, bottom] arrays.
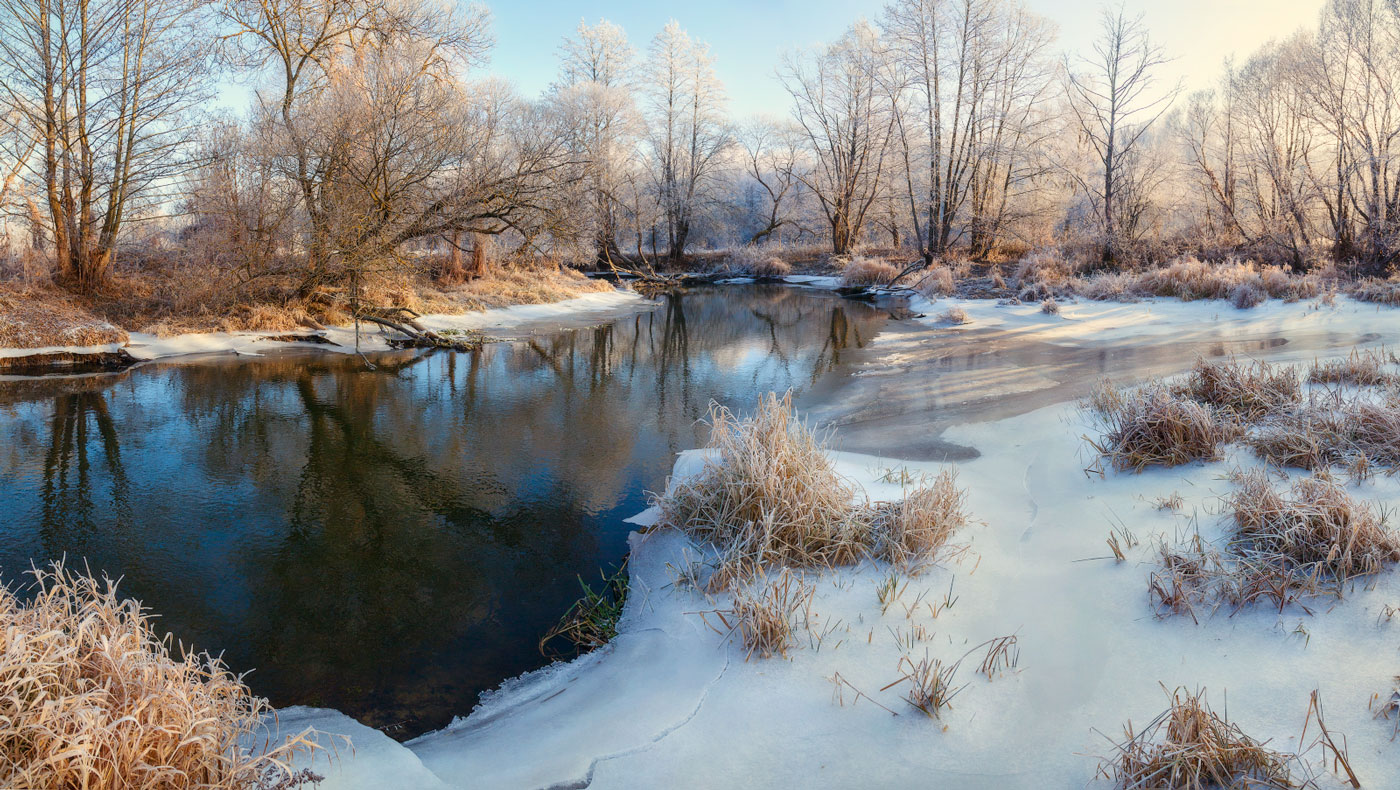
[[0, 285, 885, 738]]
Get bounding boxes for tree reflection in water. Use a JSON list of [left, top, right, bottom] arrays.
[[0, 285, 886, 738]]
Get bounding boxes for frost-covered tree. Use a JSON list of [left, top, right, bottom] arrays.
[[551, 19, 637, 266], [641, 21, 730, 263], [781, 21, 897, 255], [737, 118, 810, 245], [1062, 4, 1179, 265], [881, 0, 1055, 261], [0, 0, 212, 292]]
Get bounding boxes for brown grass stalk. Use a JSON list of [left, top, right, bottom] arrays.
[[0, 562, 322, 790]]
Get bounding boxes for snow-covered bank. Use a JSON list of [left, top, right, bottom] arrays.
[[389, 407, 1400, 789], [241, 294, 1400, 790], [0, 341, 125, 359], [117, 290, 649, 362], [809, 293, 1400, 461]]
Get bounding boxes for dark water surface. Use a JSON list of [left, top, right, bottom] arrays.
[[0, 285, 887, 738]]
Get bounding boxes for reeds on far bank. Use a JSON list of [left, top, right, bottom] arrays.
[[0, 562, 321, 790]]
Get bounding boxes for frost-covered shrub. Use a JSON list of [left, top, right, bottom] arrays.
[[1350, 276, 1400, 305], [938, 307, 970, 324], [841, 256, 900, 287], [750, 256, 791, 278], [1013, 249, 1075, 287], [916, 266, 955, 297], [720, 246, 790, 277], [1229, 280, 1268, 309]]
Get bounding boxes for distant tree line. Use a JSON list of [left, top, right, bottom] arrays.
[[0, 0, 1398, 296]]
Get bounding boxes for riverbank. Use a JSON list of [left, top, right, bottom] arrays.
[[0, 266, 621, 368], [0, 287, 650, 370], [243, 294, 1400, 789]]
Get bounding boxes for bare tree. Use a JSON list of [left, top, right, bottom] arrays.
[[550, 18, 637, 267], [1296, 0, 1400, 268], [781, 21, 897, 255], [642, 20, 729, 263], [882, 0, 1055, 261], [737, 118, 808, 245], [218, 0, 491, 285], [0, 0, 212, 292], [1062, 4, 1179, 265]]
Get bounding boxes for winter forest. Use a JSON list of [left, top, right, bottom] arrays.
[[2, 0, 1400, 307]]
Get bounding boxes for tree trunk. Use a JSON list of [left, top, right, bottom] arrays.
[[468, 232, 490, 278]]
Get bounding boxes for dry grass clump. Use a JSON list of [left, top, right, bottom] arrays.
[[0, 563, 319, 790], [442, 264, 614, 311], [0, 285, 129, 348], [915, 266, 955, 297], [655, 393, 871, 589], [1013, 248, 1077, 287], [716, 568, 814, 660], [653, 392, 971, 590], [1098, 687, 1304, 789], [749, 256, 791, 278], [840, 256, 900, 287], [1040, 298, 1061, 314], [1087, 383, 1238, 471], [1308, 348, 1394, 387], [719, 247, 792, 278], [938, 307, 970, 324], [1067, 257, 1323, 306], [885, 651, 965, 719], [1174, 357, 1300, 420], [1148, 535, 1225, 619], [1250, 399, 1400, 473], [866, 470, 968, 569], [1248, 413, 1348, 472], [1226, 470, 1399, 587], [1152, 471, 1400, 616]]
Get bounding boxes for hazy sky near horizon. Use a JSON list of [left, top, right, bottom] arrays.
[[483, 0, 1324, 117]]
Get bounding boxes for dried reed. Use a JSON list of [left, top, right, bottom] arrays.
[[1087, 383, 1238, 471], [1308, 348, 1395, 387], [716, 569, 815, 660], [654, 393, 970, 589], [1098, 686, 1305, 789], [866, 470, 969, 570], [0, 562, 321, 790]]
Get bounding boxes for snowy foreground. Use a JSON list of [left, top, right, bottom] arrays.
[[253, 295, 1400, 789]]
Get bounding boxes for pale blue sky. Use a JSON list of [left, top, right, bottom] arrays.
[[213, 0, 1326, 117], [488, 0, 1325, 117]]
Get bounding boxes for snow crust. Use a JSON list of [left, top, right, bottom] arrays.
[[247, 707, 450, 790]]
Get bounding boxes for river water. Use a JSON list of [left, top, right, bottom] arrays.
[[0, 285, 888, 738]]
